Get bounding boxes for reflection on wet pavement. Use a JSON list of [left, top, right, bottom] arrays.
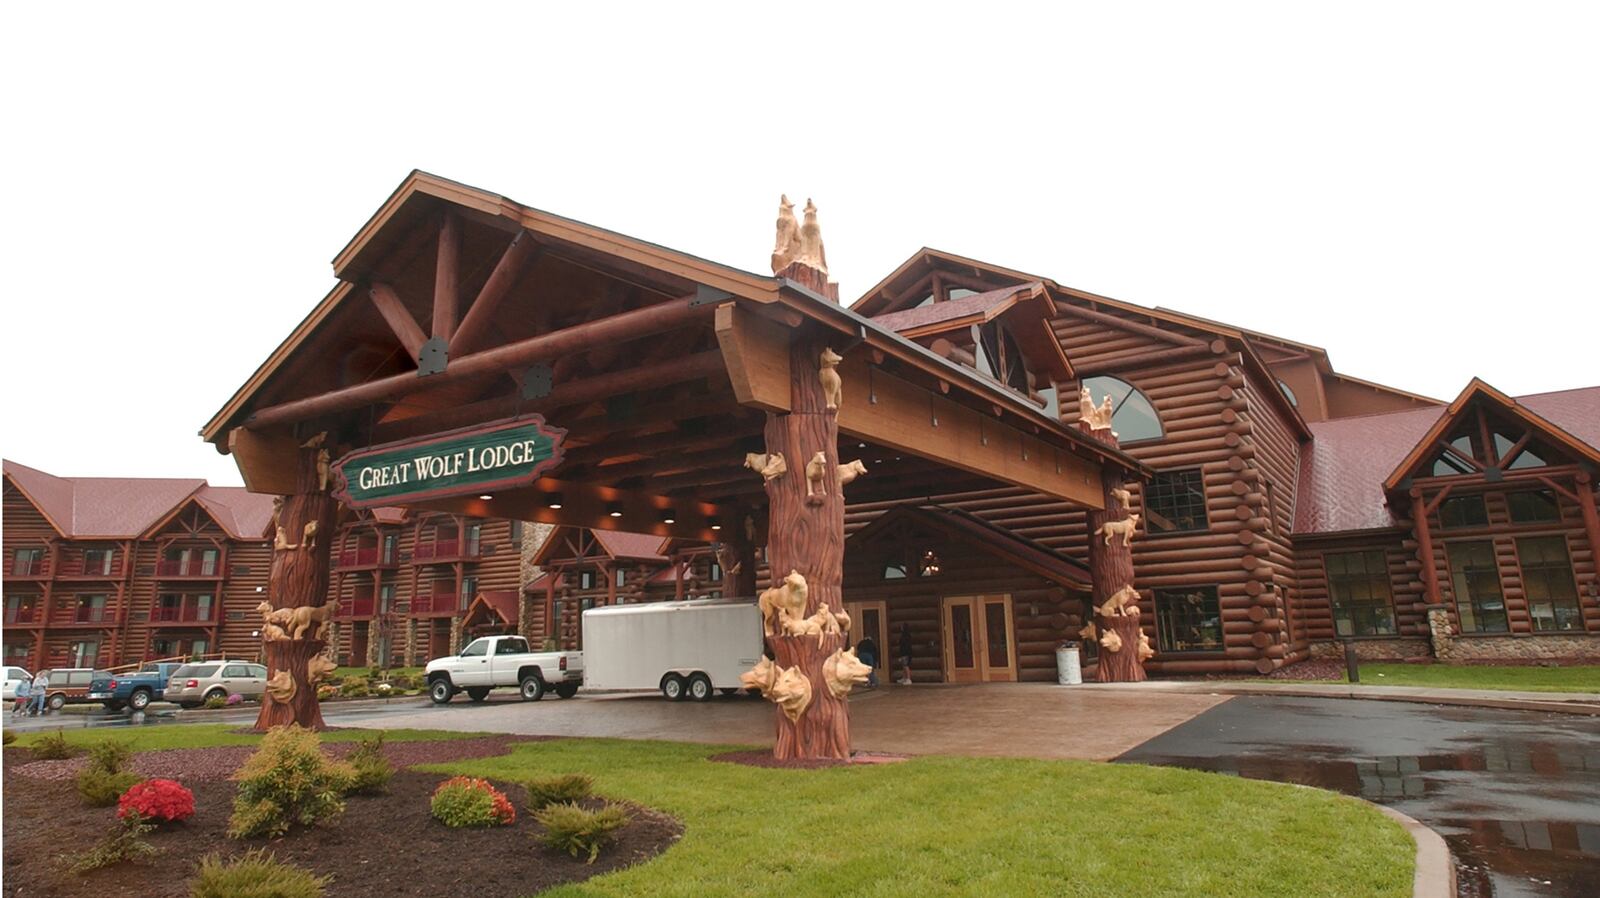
[[1115, 696, 1600, 898]]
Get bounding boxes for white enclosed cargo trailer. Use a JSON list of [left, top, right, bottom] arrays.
[[580, 598, 764, 701]]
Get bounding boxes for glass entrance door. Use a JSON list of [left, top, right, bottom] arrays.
[[845, 601, 889, 681], [941, 595, 1016, 683]]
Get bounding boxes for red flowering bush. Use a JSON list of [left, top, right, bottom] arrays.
[[430, 776, 515, 828], [118, 778, 195, 824]]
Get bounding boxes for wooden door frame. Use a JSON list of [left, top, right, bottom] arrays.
[[845, 600, 889, 679], [940, 594, 1017, 683]]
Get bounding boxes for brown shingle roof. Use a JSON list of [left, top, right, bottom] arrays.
[[1294, 384, 1600, 535], [2, 460, 276, 540], [591, 530, 670, 562]]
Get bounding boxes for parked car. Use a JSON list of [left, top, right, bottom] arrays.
[[424, 635, 583, 704], [165, 661, 267, 708], [582, 598, 764, 701], [3, 666, 32, 702], [87, 662, 187, 711], [36, 668, 111, 711]]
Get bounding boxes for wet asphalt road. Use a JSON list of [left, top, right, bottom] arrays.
[[1116, 696, 1600, 898]]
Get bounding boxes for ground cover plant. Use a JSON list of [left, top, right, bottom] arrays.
[[30, 729, 78, 759], [119, 778, 195, 824], [430, 738, 1415, 898], [76, 738, 142, 806], [431, 775, 516, 827], [228, 725, 354, 838], [344, 733, 393, 795], [537, 802, 632, 863], [190, 849, 330, 898], [69, 816, 159, 872], [526, 772, 595, 809]]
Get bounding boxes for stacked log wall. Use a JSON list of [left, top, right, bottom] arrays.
[[1236, 359, 1308, 670]]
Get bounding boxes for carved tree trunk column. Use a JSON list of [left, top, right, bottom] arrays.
[[254, 439, 338, 732], [764, 333, 849, 760], [1081, 419, 1148, 683]]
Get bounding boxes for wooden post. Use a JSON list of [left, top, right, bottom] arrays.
[[1576, 473, 1600, 628], [253, 436, 339, 732], [762, 332, 850, 759], [1410, 489, 1439, 606]]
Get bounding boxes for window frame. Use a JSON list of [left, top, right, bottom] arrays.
[[1506, 490, 1561, 525], [1143, 469, 1209, 535], [1323, 550, 1398, 638], [1438, 494, 1489, 530], [1153, 586, 1224, 653], [1514, 535, 1582, 632], [1446, 540, 1508, 634]]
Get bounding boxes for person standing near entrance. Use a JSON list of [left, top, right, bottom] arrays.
[[896, 623, 914, 685], [29, 670, 50, 716]]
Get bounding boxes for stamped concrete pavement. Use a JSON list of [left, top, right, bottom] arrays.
[[326, 682, 1230, 761]]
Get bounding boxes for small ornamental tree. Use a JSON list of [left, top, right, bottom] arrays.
[[119, 779, 195, 824]]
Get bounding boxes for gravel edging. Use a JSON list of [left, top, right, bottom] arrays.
[[1370, 802, 1457, 898]]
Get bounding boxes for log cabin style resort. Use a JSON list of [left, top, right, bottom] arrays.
[[6, 171, 1598, 756]]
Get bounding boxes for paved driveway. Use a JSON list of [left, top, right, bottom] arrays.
[[326, 683, 1229, 761], [1116, 696, 1600, 898]]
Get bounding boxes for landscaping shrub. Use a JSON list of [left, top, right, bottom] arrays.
[[77, 768, 144, 806], [77, 737, 142, 807], [316, 685, 336, 702], [344, 733, 392, 795], [119, 779, 195, 824], [226, 692, 244, 706], [534, 802, 631, 863], [388, 674, 415, 691], [228, 725, 354, 839], [3, 730, 15, 745], [430, 776, 515, 828], [190, 849, 329, 898], [525, 773, 594, 810], [31, 729, 77, 759], [340, 677, 369, 698], [70, 817, 158, 872], [204, 694, 229, 710]]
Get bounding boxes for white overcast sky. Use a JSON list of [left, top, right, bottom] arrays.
[[2, 3, 1595, 487]]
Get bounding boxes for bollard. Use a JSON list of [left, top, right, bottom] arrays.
[[1343, 641, 1360, 684]]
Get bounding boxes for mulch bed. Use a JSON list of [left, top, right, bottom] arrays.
[[3, 742, 682, 898], [710, 749, 909, 769]]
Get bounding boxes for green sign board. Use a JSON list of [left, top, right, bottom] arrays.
[[332, 415, 566, 509]]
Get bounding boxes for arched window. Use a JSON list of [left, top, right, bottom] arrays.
[[1081, 376, 1163, 443], [1277, 380, 1297, 406]]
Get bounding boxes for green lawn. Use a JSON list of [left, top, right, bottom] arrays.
[[9, 723, 481, 753], [332, 665, 425, 681], [429, 738, 1413, 898], [1306, 663, 1600, 694]]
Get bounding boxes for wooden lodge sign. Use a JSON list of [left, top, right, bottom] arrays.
[[332, 415, 566, 509]]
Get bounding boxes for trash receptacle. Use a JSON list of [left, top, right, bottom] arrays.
[[1056, 645, 1082, 685]]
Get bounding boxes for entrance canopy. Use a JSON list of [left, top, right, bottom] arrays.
[[203, 171, 1145, 540]]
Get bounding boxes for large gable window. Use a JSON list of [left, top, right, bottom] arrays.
[[1448, 541, 1508, 633], [1081, 376, 1162, 444], [1517, 537, 1581, 631]]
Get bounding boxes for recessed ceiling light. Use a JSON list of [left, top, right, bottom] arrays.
[[478, 494, 493, 501]]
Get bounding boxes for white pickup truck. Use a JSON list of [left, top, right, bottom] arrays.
[[424, 635, 583, 704]]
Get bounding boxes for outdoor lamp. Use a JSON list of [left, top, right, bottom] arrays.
[[607, 502, 623, 518], [660, 508, 677, 525], [545, 491, 564, 509], [708, 516, 723, 531]]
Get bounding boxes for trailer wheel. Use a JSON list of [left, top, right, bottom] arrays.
[[554, 683, 579, 699], [660, 674, 687, 702], [687, 673, 713, 702], [719, 688, 738, 697]]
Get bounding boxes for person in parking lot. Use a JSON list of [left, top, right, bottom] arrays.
[[11, 677, 30, 716], [29, 670, 50, 716]]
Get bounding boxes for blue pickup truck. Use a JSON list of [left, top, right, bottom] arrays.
[[87, 662, 187, 711]]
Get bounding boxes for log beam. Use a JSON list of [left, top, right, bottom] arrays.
[[367, 283, 428, 362], [715, 302, 791, 414], [450, 230, 540, 357], [433, 212, 461, 341]]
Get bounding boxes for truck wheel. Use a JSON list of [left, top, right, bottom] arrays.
[[467, 687, 491, 702], [660, 674, 687, 702], [129, 689, 152, 711], [519, 675, 546, 702], [555, 683, 579, 699], [429, 679, 454, 704], [687, 673, 713, 702]]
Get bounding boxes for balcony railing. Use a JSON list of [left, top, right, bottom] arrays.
[[338, 597, 376, 618], [6, 558, 50, 578], [4, 606, 41, 625], [156, 558, 222, 578], [55, 558, 126, 579], [48, 607, 120, 626], [150, 605, 215, 623], [410, 593, 460, 614], [412, 540, 479, 562], [335, 547, 396, 569]]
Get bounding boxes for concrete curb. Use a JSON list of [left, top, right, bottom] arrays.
[[1370, 802, 1457, 898], [1081, 681, 1600, 716]]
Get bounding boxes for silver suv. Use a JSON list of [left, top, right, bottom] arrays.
[[166, 661, 267, 708]]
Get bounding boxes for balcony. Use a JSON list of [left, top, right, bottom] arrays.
[[5, 558, 51, 579], [335, 547, 398, 570], [150, 605, 216, 624], [48, 606, 122, 628], [4, 606, 42, 625], [412, 539, 480, 564], [156, 558, 223, 579], [55, 558, 126, 580], [410, 592, 461, 615], [338, 596, 376, 618]]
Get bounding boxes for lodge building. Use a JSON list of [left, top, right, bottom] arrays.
[[9, 173, 1599, 683]]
